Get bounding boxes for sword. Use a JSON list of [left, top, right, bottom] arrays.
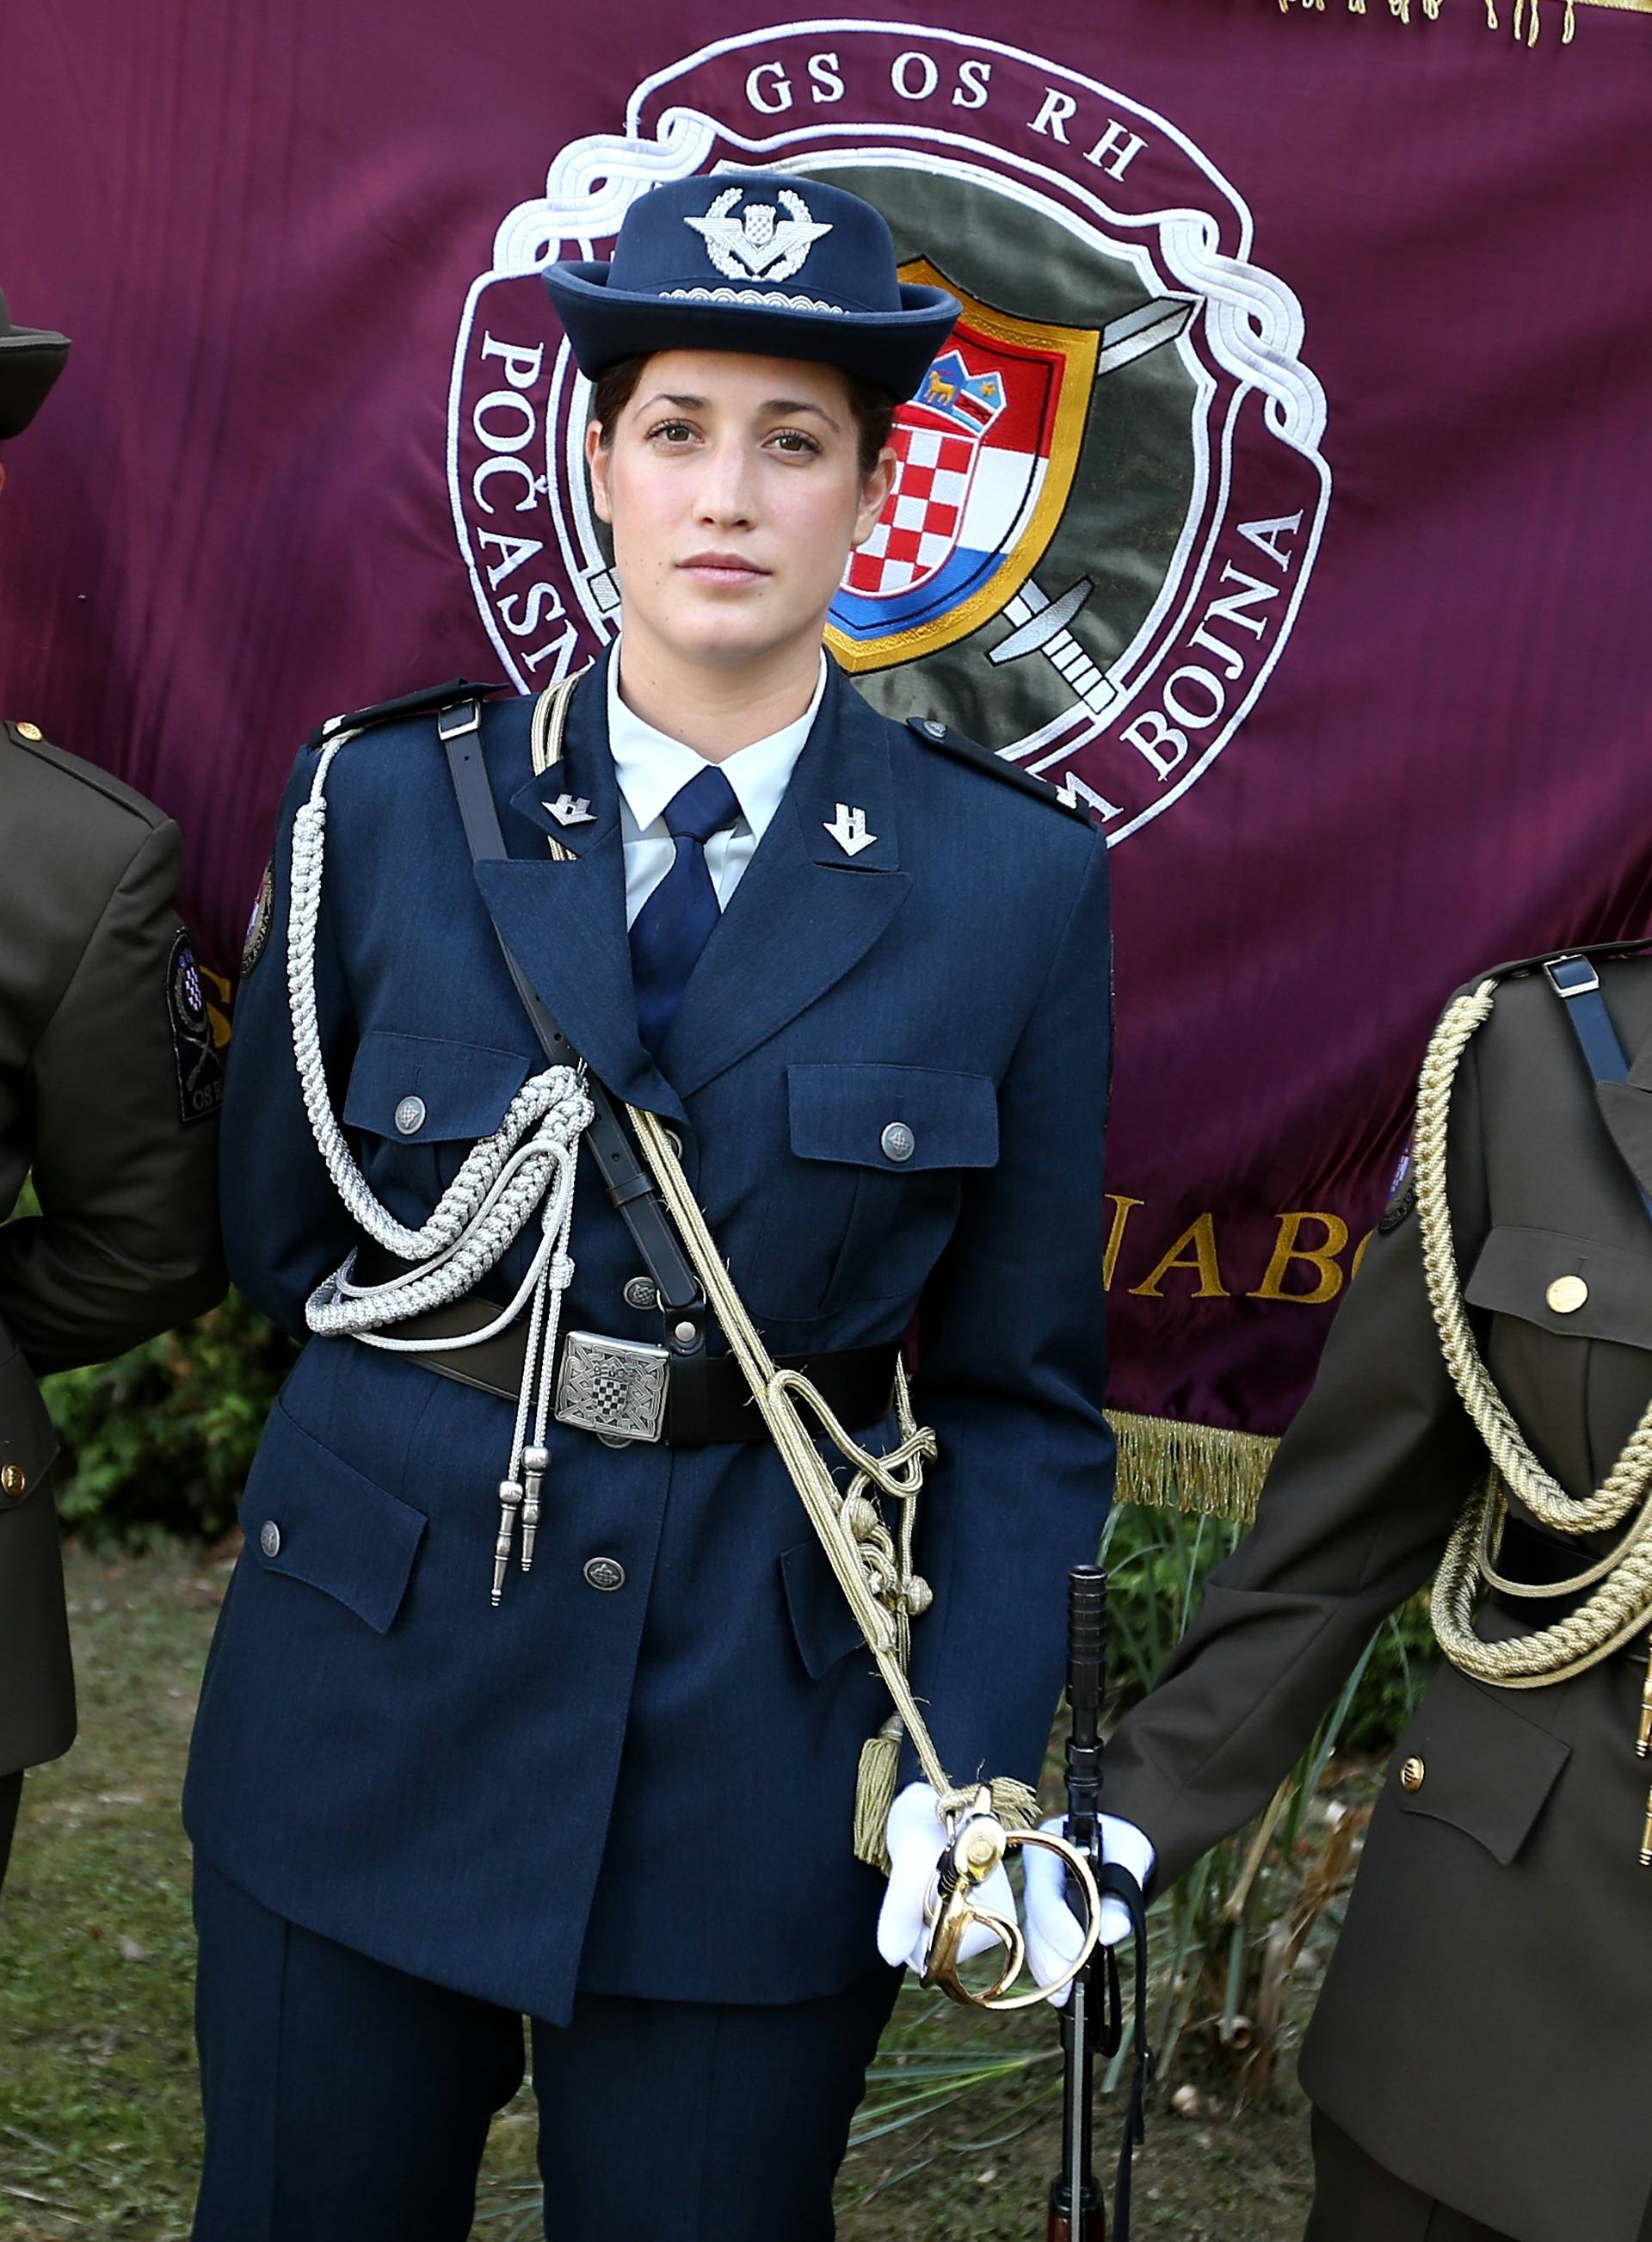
[[989, 299, 1197, 715], [1047, 1565, 1117, 2242]]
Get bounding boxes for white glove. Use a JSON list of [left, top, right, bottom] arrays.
[[1022, 1812, 1156, 2008], [876, 1782, 1019, 1974]]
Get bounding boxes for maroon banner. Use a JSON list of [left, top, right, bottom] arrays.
[[4, 1, 1650, 1473]]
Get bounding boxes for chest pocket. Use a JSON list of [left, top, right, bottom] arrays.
[[746, 1062, 1000, 1323], [1464, 1223, 1652, 1492], [342, 1030, 533, 1223]]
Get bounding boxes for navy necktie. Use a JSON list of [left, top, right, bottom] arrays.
[[630, 763, 742, 1057]]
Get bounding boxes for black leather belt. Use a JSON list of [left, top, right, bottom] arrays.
[[1488, 1514, 1649, 1662], [346, 1247, 897, 1447]]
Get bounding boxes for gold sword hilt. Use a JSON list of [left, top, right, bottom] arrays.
[[922, 1786, 1103, 2012]]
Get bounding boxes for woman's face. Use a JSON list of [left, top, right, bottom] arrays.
[[586, 349, 895, 678]]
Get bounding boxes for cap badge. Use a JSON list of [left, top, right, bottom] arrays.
[[685, 188, 832, 284]]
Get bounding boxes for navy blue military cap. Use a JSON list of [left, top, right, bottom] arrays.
[[542, 173, 958, 403]]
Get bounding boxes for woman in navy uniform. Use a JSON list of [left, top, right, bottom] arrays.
[[187, 175, 1113, 2241]]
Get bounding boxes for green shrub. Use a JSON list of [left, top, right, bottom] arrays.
[[42, 1293, 299, 1547]]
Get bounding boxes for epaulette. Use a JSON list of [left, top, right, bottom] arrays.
[[904, 716, 1096, 827], [1458, 935, 1652, 993], [3, 720, 170, 828], [305, 676, 506, 752]]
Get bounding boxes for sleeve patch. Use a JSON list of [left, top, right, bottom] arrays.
[[241, 860, 274, 978], [1378, 1176, 1416, 1235], [168, 930, 225, 1126]]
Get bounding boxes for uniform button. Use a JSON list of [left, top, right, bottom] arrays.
[[259, 1520, 283, 1560], [1546, 1275, 1588, 1315], [15, 721, 43, 742], [624, 1275, 658, 1312], [881, 1121, 915, 1164], [394, 1096, 427, 1136], [583, 1556, 626, 1592], [663, 1128, 684, 1162], [1399, 1755, 1425, 1793], [0, 1463, 27, 1499]]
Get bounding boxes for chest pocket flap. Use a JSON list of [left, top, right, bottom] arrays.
[[1465, 1224, 1652, 1353], [786, 1063, 999, 1172], [343, 1030, 532, 1144]]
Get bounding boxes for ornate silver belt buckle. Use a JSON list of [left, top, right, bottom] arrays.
[[554, 1331, 669, 1447]]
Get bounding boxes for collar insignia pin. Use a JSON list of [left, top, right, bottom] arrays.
[[546, 792, 595, 825], [824, 803, 877, 858]]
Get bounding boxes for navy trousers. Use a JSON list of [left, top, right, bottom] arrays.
[[191, 1861, 901, 2242]]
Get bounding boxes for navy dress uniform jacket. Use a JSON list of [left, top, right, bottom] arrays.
[[184, 656, 1113, 2024]]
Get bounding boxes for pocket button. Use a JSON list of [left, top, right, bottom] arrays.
[[394, 1096, 427, 1136], [880, 1121, 915, 1164], [259, 1520, 283, 1560]]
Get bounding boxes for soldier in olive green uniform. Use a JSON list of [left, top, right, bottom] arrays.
[[0, 289, 227, 1887], [1095, 945, 1652, 2242]]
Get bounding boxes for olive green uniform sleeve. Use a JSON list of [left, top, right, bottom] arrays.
[[1103, 1041, 1490, 1889], [0, 814, 227, 1373]]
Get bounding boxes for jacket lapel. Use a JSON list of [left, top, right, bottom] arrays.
[[471, 656, 687, 1125], [659, 664, 912, 1100]]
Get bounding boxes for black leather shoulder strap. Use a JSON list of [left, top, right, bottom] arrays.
[[306, 676, 507, 753], [440, 698, 706, 1334]]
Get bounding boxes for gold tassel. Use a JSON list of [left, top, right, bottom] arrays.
[[1486, 0, 1500, 24], [854, 1717, 904, 1870], [854, 1728, 1039, 1875], [1110, 1410, 1278, 1526], [1563, 0, 1576, 38], [989, 1776, 1040, 1831]]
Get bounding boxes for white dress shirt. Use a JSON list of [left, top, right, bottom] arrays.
[[607, 648, 828, 930]]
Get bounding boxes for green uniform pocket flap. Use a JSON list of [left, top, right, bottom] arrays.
[[1465, 1224, 1652, 1353], [1391, 1671, 1570, 1865], [239, 1398, 427, 1634]]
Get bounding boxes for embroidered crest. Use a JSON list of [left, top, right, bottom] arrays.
[[685, 188, 831, 284], [167, 929, 225, 1126], [241, 859, 274, 977]]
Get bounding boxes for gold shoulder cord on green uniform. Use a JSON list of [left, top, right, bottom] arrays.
[[1412, 978, 1652, 1859], [529, 675, 1100, 2004]]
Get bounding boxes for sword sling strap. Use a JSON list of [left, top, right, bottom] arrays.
[[1544, 954, 1652, 1225], [441, 679, 1046, 1883], [435, 696, 706, 1340]]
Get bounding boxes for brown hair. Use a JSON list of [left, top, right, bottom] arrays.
[[589, 354, 896, 479]]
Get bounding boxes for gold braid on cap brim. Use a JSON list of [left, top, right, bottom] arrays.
[[1415, 978, 1652, 1684]]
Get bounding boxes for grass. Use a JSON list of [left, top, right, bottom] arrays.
[[0, 1543, 1321, 2240]]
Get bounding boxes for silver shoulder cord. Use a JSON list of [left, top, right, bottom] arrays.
[[286, 731, 595, 1603]]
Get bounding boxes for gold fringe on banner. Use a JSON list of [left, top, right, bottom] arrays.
[[1109, 1411, 1279, 1525], [1271, 0, 1652, 39]]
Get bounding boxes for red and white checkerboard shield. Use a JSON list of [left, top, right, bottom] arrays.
[[844, 416, 984, 600]]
